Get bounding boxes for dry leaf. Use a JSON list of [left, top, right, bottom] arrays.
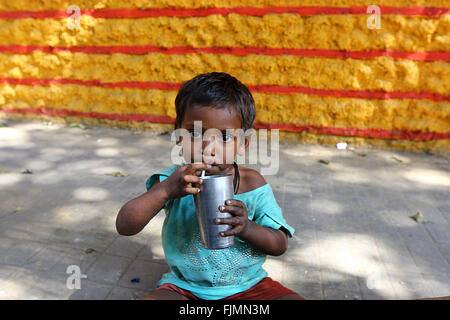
[[69, 123, 87, 129], [318, 159, 330, 165], [105, 171, 129, 177], [12, 206, 22, 213], [410, 211, 430, 224]]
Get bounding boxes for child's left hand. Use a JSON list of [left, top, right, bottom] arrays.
[[215, 199, 249, 237]]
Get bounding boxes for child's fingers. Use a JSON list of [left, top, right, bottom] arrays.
[[219, 204, 244, 217], [215, 216, 240, 226], [184, 186, 201, 194], [223, 199, 245, 208], [185, 162, 209, 174], [193, 167, 210, 176], [220, 225, 243, 237], [183, 175, 202, 185]]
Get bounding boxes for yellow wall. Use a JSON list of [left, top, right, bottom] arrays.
[[0, 1, 449, 152]]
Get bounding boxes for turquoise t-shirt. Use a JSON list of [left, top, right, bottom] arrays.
[[145, 164, 295, 300]]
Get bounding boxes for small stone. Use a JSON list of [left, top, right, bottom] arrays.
[[336, 142, 348, 150]]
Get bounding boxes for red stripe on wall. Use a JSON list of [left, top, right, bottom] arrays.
[[0, 78, 181, 90], [0, 106, 448, 141], [248, 84, 450, 102], [1, 45, 449, 62], [253, 121, 450, 141], [1, 78, 448, 102], [0, 6, 448, 19], [0, 106, 174, 124]]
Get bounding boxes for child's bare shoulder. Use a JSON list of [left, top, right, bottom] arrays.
[[238, 166, 267, 194]]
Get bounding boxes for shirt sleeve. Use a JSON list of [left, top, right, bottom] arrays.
[[252, 185, 295, 237], [145, 165, 179, 212]]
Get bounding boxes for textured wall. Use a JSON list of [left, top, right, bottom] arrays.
[[0, 1, 449, 152]]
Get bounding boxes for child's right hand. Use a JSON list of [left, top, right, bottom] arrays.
[[162, 163, 209, 199]]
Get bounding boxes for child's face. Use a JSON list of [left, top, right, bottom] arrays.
[[178, 105, 249, 174]]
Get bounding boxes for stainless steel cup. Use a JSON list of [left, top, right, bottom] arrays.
[[193, 174, 234, 249]]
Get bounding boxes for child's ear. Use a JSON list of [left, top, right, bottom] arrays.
[[237, 135, 251, 156]]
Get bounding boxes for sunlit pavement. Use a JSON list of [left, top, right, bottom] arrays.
[[0, 119, 449, 300]]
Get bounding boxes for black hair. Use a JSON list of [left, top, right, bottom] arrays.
[[174, 72, 256, 131]]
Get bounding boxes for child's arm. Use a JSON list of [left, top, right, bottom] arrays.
[[215, 199, 288, 256], [116, 163, 208, 236]]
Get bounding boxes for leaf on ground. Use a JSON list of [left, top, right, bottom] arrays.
[[318, 159, 330, 165], [69, 123, 87, 129], [12, 206, 22, 213], [392, 156, 403, 163], [105, 171, 129, 177], [410, 211, 430, 224], [21, 169, 33, 174]]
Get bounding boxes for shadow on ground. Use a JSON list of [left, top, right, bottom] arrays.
[[0, 119, 449, 299]]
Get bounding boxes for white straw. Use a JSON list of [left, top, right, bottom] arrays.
[[201, 170, 205, 179]]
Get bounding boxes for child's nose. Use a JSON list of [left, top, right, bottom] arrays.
[[202, 136, 217, 156]]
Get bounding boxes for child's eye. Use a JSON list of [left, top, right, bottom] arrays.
[[189, 130, 201, 138], [221, 134, 233, 142]]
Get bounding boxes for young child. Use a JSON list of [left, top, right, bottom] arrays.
[[116, 72, 303, 300]]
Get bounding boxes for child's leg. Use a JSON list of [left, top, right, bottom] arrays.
[[274, 293, 305, 300], [141, 283, 199, 300], [222, 277, 305, 300]]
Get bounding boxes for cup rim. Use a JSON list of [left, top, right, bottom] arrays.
[[201, 173, 232, 179]]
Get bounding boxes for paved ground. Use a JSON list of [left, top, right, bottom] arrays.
[[0, 119, 449, 300]]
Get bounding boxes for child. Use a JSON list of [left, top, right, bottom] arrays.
[[116, 72, 303, 300]]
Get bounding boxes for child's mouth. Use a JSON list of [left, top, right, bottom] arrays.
[[204, 163, 233, 175]]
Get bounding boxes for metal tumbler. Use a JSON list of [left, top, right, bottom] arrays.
[[193, 174, 234, 249]]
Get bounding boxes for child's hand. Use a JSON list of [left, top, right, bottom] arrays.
[[163, 163, 208, 199], [215, 199, 249, 237]]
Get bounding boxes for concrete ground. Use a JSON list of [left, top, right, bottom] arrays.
[[0, 119, 449, 300]]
